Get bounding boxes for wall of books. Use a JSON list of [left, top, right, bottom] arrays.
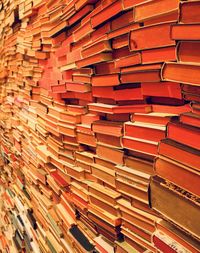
[[0, 0, 199, 252]]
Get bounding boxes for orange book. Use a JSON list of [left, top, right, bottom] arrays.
[[114, 87, 143, 101], [154, 156, 200, 197], [107, 113, 130, 122], [114, 53, 141, 68], [92, 73, 120, 86], [121, 64, 161, 83], [131, 112, 176, 125], [71, 35, 91, 52], [75, 0, 98, 10], [112, 34, 129, 49], [92, 86, 115, 99], [177, 41, 200, 64], [167, 122, 200, 150], [158, 139, 200, 172], [92, 120, 123, 137], [124, 122, 166, 142], [88, 103, 152, 114], [81, 40, 112, 58], [111, 10, 134, 31], [180, 112, 200, 129], [96, 133, 122, 148], [108, 22, 139, 40], [129, 22, 175, 51], [72, 74, 91, 84], [122, 0, 149, 9], [171, 24, 200, 40], [77, 132, 97, 147], [113, 46, 132, 59], [144, 11, 179, 26], [76, 53, 112, 68], [75, 91, 93, 102], [152, 104, 191, 114], [180, 0, 200, 23], [141, 46, 176, 64], [66, 82, 91, 93], [122, 137, 158, 156], [73, 21, 94, 42], [51, 84, 66, 93], [141, 81, 181, 98], [161, 62, 200, 86], [134, 0, 179, 22], [68, 5, 94, 26], [91, 1, 123, 28], [96, 144, 124, 165], [91, 22, 111, 42], [95, 61, 120, 75]]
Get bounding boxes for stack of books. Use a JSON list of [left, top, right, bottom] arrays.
[[0, 0, 199, 252]]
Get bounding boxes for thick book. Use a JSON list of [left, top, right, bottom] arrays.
[[129, 22, 175, 52], [161, 62, 200, 86], [167, 122, 200, 150], [149, 176, 200, 240], [154, 155, 200, 197], [133, 0, 179, 22], [158, 138, 200, 171]]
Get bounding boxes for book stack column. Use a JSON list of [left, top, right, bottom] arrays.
[[0, 0, 199, 253]]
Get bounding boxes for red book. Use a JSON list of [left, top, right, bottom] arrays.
[[122, 0, 149, 10], [129, 22, 175, 51], [131, 112, 176, 125], [112, 34, 129, 49], [171, 24, 200, 40], [154, 156, 200, 196], [68, 5, 94, 26], [141, 46, 176, 64], [124, 122, 166, 142], [73, 21, 94, 42], [133, 0, 179, 22], [92, 74, 120, 87], [167, 122, 200, 150], [111, 10, 134, 31], [121, 64, 161, 83], [108, 22, 140, 40], [91, 1, 123, 28], [180, 112, 200, 128], [92, 86, 115, 99], [162, 62, 200, 86], [114, 87, 143, 101], [152, 104, 191, 114], [76, 53, 112, 68], [122, 137, 158, 156], [95, 61, 120, 75], [92, 120, 123, 137], [141, 81, 182, 99], [66, 82, 91, 93], [88, 103, 152, 114], [114, 53, 141, 68], [91, 22, 111, 42], [51, 171, 69, 188], [177, 41, 200, 64], [180, 0, 200, 23], [152, 234, 177, 253], [81, 40, 112, 59]]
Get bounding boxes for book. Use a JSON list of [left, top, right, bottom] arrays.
[[162, 62, 200, 86], [133, 0, 179, 22], [150, 176, 200, 239], [129, 22, 175, 51]]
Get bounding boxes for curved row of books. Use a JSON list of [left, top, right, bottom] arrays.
[[0, 0, 199, 252]]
